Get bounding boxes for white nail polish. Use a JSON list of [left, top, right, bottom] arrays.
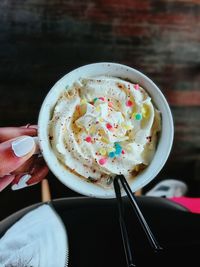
[[33, 136, 40, 155], [12, 136, 35, 157], [11, 174, 31, 190]]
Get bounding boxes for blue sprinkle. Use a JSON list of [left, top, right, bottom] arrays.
[[108, 152, 115, 158], [115, 147, 122, 155], [114, 142, 121, 148], [114, 143, 122, 155]]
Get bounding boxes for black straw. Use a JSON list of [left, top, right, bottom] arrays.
[[114, 177, 136, 267], [117, 175, 162, 251]]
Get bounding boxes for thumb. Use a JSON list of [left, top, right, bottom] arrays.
[[0, 136, 37, 177]]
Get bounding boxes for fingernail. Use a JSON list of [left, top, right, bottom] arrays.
[[11, 174, 31, 190], [11, 136, 35, 157], [33, 136, 40, 155]]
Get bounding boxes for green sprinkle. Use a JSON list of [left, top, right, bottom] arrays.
[[106, 177, 113, 185], [135, 113, 142, 120]]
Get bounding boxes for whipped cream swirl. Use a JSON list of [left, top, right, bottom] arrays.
[[49, 76, 161, 187]]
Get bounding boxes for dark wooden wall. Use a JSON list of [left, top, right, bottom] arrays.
[[0, 0, 200, 219]]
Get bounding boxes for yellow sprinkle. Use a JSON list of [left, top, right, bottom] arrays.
[[101, 137, 109, 144], [131, 112, 136, 119], [96, 105, 101, 112], [89, 125, 96, 134], [80, 98, 87, 105], [124, 124, 132, 130], [99, 148, 107, 156], [121, 122, 132, 130], [126, 145, 132, 152], [99, 117, 104, 122], [142, 105, 149, 119]]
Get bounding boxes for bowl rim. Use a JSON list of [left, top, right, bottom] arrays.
[[38, 62, 174, 198]]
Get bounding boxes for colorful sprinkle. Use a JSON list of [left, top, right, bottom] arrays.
[[115, 148, 122, 155], [93, 97, 98, 102], [135, 113, 142, 120], [80, 98, 87, 105], [99, 148, 107, 156], [127, 145, 132, 152], [85, 136, 92, 143], [126, 100, 133, 107], [142, 105, 149, 118], [99, 117, 104, 122], [106, 177, 113, 185], [115, 143, 122, 155], [101, 137, 109, 143], [89, 125, 96, 134], [108, 152, 115, 158], [122, 150, 125, 154], [108, 102, 113, 108], [96, 106, 101, 112], [123, 124, 132, 130], [134, 84, 139, 90], [106, 123, 113, 131], [99, 97, 106, 101], [99, 158, 107, 165]]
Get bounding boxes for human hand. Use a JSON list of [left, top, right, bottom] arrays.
[[0, 125, 49, 192]]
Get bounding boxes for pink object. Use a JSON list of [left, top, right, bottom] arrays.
[[134, 84, 139, 90], [85, 136, 92, 143], [99, 97, 105, 101], [170, 197, 200, 214], [108, 102, 113, 107], [122, 150, 125, 154], [99, 158, 107, 165], [126, 100, 133, 107], [106, 123, 113, 131]]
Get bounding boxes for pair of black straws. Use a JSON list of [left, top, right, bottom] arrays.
[[114, 175, 163, 267]]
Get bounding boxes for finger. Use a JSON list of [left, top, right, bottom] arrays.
[[0, 136, 37, 177], [11, 165, 49, 190], [27, 165, 49, 185], [11, 173, 32, 191], [0, 174, 15, 192], [12, 155, 37, 175], [0, 126, 37, 143], [20, 124, 38, 130]]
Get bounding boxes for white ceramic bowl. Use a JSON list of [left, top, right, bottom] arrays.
[[38, 62, 174, 198]]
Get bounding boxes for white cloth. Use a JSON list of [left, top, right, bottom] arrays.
[[0, 204, 68, 267]]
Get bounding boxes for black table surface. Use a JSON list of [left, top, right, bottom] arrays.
[[0, 0, 200, 220], [1, 196, 200, 267]]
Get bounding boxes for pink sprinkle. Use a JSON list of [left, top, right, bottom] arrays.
[[99, 97, 105, 101], [122, 150, 125, 154], [99, 158, 107, 165], [106, 123, 113, 131], [126, 100, 133, 107], [134, 84, 139, 90], [85, 136, 92, 143], [108, 102, 113, 107]]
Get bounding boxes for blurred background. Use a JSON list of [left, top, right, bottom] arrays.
[[0, 0, 200, 220]]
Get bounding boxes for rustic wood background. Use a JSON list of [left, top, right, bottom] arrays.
[[0, 0, 200, 220]]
